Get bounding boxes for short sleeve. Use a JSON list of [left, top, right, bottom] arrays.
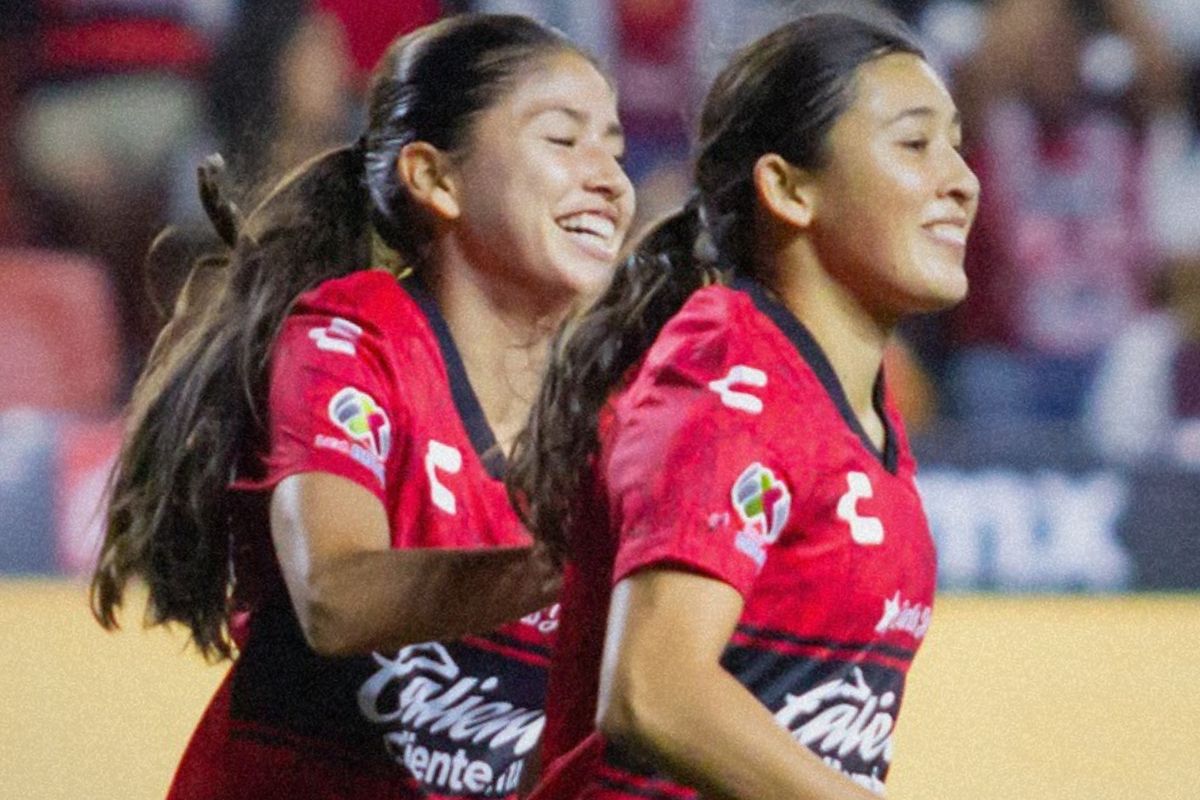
[[254, 309, 404, 506], [606, 307, 796, 599]]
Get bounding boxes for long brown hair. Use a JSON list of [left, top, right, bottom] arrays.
[[508, 11, 923, 565], [91, 14, 585, 660]]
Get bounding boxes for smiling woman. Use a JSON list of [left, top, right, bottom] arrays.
[[450, 52, 630, 313], [508, 10, 978, 800], [807, 52, 975, 325], [88, 13, 632, 800]]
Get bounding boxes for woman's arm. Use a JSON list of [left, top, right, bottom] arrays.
[[270, 471, 559, 657], [596, 568, 880, 800]]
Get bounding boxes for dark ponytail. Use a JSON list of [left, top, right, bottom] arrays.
[[91, 13, 593, 660], [92, 144, 369, 659], [509, 11, 924, 561], [509, 202, 725, 564]]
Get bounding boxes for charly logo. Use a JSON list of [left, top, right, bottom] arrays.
[[308, 316, 363, 356], [874, 591, 932, 640], [837, 471, 884, 545], [328, 387, 392, 461], [708, 364, 768, 413], [425, 440, 463, 515], [358, 642, 543, 796], [773, 667, 896, 793], [731, 463, 791, 567]]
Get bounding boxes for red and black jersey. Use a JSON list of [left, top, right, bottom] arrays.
[[170, 271, 555, 800], [534, 277, 936, 799]]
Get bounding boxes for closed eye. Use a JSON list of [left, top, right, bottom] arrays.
[[546, 137, 576, 147], [902, 138, 929, 152]]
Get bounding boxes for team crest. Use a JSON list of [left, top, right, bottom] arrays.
[[328, 387, 392, 461], [731, 463, 791, 566]]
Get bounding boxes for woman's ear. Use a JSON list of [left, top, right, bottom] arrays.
[[752, 153, 815, 230], [396, 142, 461, 220]]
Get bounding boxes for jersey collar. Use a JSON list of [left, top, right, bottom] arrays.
[[731, 275, 899, 473], [400, 276, 507, 480]]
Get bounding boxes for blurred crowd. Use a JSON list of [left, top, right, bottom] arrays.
[[0, 0, 1198, 468]]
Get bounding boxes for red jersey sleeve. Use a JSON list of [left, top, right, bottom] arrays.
[[605, 293, 797, 600], [256, 302, 404, 506]]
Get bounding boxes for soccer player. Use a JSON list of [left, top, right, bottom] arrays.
[[508, 11, 979, 800], [90, 14, 632, 800]]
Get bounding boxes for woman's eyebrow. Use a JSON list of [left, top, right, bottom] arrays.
[[885, 106, 962, 128]]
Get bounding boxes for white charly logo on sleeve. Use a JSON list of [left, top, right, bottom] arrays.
[[773, 667, 896, 793], [425, 440, 462, 515], [708, 364, 768, 414], [309, 316, 363, 356], [837, 471, 884, 545], [358, 642, 543, 796]]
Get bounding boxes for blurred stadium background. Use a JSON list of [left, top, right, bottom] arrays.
[[1, 0, 1197, 798]]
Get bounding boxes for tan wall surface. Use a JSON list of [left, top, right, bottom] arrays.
[[1, 580, 227, 800], [887, 594, 1200, 800], [3, 581, 1197, 800]]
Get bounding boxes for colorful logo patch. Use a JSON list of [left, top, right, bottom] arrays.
[[731, 462, 791, 566], [328, 387, 392, 461]]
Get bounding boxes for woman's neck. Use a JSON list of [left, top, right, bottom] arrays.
[[425, 258, 570, 455], [767, 243, 893, 447]]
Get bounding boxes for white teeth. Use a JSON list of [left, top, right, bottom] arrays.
[[559, 212, 615, 241], [926, 223, 966, 246]]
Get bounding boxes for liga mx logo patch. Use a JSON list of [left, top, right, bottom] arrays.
[[731, 462, 791, 567], [329, 387, 392, 461]]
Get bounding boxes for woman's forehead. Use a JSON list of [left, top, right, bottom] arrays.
[[843, 53, 957, 126], [491, 52, 618, 125]]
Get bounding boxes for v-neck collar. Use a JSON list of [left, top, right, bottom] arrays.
[[731, 276, 898, 473], [400, 276, 507, 480]]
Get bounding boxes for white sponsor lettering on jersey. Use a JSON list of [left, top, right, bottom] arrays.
[[359, 642, 543, 795], [773, 666, 895, 791], [874, 591, 932, 639]]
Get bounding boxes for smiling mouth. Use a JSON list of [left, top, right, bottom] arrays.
[[558, 212, 619, 259], [923, 222, 968, 248]]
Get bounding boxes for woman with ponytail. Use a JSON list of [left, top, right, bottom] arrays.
[[509, 9, 979, 800], [90, 14, 632, 800]]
